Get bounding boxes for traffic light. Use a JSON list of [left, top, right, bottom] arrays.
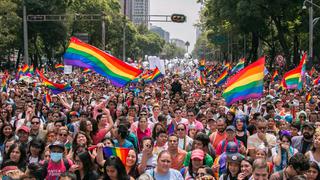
[[171, 14, 186, 23]]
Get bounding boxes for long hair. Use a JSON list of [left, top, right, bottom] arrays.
[[28, 138, 45, 160], [309, 161, 320, 180], [0, 122, 14, 144], [3, 143, 27, 170], [104, 156, 130, 180], [127, 149, 139, 178], [72, 131, 91, 150], [77, 151, 95, 173], [223, 162, 241, 180]]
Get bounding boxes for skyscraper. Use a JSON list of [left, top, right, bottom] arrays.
[[119, 0, 150, 26]]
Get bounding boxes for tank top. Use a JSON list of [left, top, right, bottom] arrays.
[[236, 132, 247, 147]]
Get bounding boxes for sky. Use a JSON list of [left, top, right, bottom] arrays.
[[150, 0, 202, 53]]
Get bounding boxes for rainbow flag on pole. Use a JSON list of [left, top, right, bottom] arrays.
[[272, 70, 279, 82], [83, 68, 91, 73], [22, 64, 29, 74], [36, 69, 72, 94], [149, 67, 162, 82], [103, 147, 130, 165], [281, 53, 306, 90], [198, 74, 206, 86], [55, 64, 64, 70], [223, 57, 265, 106], [63, 37, 142, 87]]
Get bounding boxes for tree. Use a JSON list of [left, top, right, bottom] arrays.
[[161, 42, 186, 59]]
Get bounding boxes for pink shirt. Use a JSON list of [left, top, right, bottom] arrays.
[[92, 128, 109, 145], [136, 127, 151, 146], [46, 159, 73, 180]]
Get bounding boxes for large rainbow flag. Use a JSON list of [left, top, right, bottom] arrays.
[[103, 147, 130, 165], [281, 53, 306, 90], [223, 57, 265, 106], [36, 69, 72, 94], [63, 37, 142, 87]]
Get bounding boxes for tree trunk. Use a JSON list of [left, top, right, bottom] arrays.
[[249, 32, 259, 62]]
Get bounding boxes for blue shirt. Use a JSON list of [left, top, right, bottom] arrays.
[[114, 139, 134, 149]]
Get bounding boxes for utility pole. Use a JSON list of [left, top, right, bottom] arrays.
[[101, 12, 106, 51], [23, 0, 29, 65], [123, 0, 127, 62]]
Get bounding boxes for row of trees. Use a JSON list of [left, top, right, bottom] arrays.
[[0, 0, 185, 69], [193, 0, 320, 69]]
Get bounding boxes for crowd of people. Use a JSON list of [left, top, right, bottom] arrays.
[[0, 62, 319, 180]]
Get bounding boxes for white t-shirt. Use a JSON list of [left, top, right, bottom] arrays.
[[146, 168, 184, 180]]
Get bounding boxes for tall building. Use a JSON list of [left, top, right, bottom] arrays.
[[150, 25, 170, 42], [170, 38, 186, 50], [119, 0, 150, 26]]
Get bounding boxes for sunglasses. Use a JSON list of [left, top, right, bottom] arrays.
[[31, 122, 40, 125], [177, 128, 185, 131], [59, 133, 68, 137], [140, 113, 147, 116]]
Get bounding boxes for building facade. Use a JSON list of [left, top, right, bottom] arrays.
[[150, 25, 170, 42], [119, 0, 150, 26]]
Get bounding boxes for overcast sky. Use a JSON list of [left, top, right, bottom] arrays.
[[150, 0, 201, 52]]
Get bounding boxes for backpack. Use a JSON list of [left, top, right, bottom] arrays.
[[42, 158, 71, 177]]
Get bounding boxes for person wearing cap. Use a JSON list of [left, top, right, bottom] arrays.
[[219, 154, 243, 180], [212, 141, 244, 179], [291, 122, 315, 154], [180, 149, 205, 179], [183, 133, 214, 167], [216, 125, 246, 156], [16, 125, 31, 146], [43, 141, 74, 180]]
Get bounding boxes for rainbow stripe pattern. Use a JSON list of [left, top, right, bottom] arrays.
[[272, 70, 279, 82], [149, 67, 162, 82], [36, 69, 72, 94], [22, 64, 29, 74], [314, 76, 320, 85], [103, 147, 130, 165], [29, 65, 34, 75], [215, 69, 229, 86], [55, 64, 64, 70], [43, 91, 51, 106], [281, 53, 306, 90], [231, 58, 245, 74], [199, 75, 206, 86], [223, 57, 265, 106], [83, 68, 91, 73], [306, 92, 311, 102], [199, 59, 206, 71], [63, 37, 142, 87]]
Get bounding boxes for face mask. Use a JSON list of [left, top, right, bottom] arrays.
[[50, 152, 63, 162]]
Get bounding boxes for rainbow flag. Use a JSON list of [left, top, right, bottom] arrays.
[[1, 77, 7, 92], [22, 64, 29, 74], [83, 68, 91, 73], [230, 58, 245, 74], [36, 69, 72, 94], [215, 69, 229, 86], [281, 54, 306, 90], [55, 64, 64, 70], [199, 75, 206, 86], [306, 92, 311, 102], [63, 37, 142, 87], [223, 57, 265, 106], [103, 147, 130, 165], [314, 76, 320, 85], [29, 65, 34, 75], [149, 67, 162, 82], [43, 91, 51, 106], [199, 59, 206, 71], [272, 70, 279, 82]]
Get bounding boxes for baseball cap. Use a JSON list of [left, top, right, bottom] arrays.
[[49, 141, 65, 151], [191, 149, 204, 160], [227, 154, 243, 164], [226, 142, 238, 154], [302, 122, 315, 130], [17, 125, 30, 133], [226, 125, 236, 132]]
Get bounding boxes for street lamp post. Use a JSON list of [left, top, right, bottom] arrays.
[[23, 0, 29, 65], [303, 0, 320, 67]]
